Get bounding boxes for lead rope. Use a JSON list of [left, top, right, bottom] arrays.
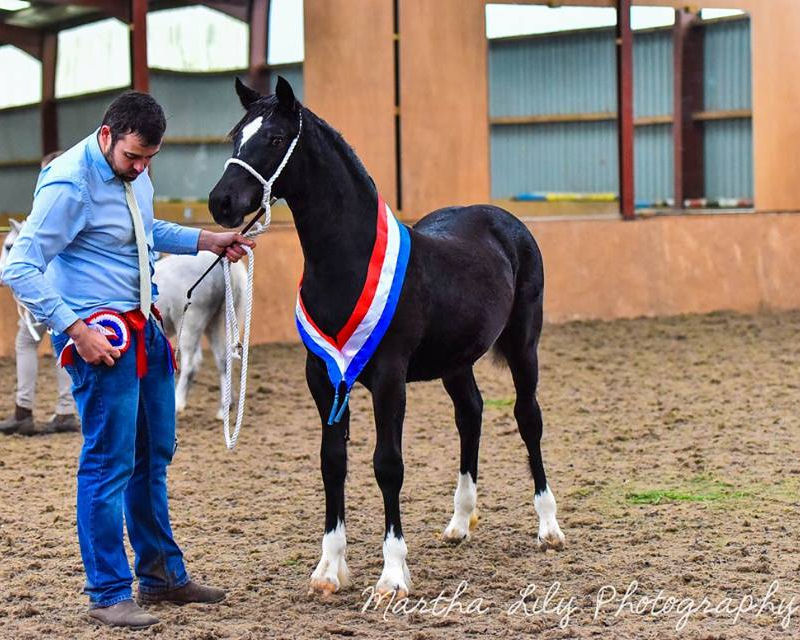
[[218, 109, 303, 450], [16, 302, 41, 342]]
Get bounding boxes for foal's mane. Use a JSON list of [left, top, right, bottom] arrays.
[[228, 97, 375, 189]]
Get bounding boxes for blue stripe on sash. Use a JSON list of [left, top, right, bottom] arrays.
[[295, 316, 344, 388]]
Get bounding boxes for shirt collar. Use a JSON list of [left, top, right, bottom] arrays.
[[87, 128, 117, 183]]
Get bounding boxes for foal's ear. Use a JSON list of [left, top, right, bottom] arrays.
[[9, 218, 22, 232], [235, 77, 261, 110], [275, 76, 297, 112]]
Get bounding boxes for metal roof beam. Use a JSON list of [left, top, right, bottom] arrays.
[[0, 22, 43, 59], [30, 0, 130, 23]]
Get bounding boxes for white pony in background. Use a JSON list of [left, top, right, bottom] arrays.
[[0, 219, 40, 339], [154, 252, 246, 420]]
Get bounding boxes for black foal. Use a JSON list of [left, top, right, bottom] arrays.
[[209, 77, 565, 599]]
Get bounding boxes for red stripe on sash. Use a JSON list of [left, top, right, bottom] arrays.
[[297, 195, 390, 351], [335, 196, 388, 349]]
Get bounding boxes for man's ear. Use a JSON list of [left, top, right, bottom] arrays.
[[275, 76, 297, 112], [235, 77, 261, 110]]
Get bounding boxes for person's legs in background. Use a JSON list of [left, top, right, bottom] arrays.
[[0, 317, 42, 435]]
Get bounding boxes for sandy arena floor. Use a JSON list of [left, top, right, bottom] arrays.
[[1, 310, 800, 639]]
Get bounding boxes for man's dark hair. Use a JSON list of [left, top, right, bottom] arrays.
[[101, 91, 166, 146]]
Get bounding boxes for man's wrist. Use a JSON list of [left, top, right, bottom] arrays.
[[65, 319, 88, 340], [197, 229, 210, 252]]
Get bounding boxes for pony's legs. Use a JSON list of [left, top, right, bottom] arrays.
[[496, 304, 565, 551], [206, 308, 229, 421], [174, 314, 204, 413], [441, 368, 482, 542], [371, 366, 411, 597], [306, 355, 350, 596]]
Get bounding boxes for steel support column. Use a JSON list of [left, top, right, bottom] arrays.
[[129, 0, 149, 92], [673, 9, 704, 208], [248, 0, 270, 94], [616, 0, 635, 219], [41, 31, 58, 154]]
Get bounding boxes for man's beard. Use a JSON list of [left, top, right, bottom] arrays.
[[103, 147, 138, 182]]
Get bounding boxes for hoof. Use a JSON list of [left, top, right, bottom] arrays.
[[537, 530, 565, 552], [443, 509, 479, 544], [215, 408, 225, 421], [308, 577, 340, 597], [375, 582, 408, 601]]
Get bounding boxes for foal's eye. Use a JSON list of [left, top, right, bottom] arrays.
[[271, 136, 284, 147]]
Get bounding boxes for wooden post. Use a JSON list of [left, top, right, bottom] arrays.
[[249, 0, 270, 94], [673, 8, 705, 208], [616, 0, 635, 220], [129, 0, 149, 92]]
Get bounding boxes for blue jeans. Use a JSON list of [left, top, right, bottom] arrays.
[[52, 317, 188, 607]]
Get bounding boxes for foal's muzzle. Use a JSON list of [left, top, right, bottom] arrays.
[[208, 169, 262, 228]]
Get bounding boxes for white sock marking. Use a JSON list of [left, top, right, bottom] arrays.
[[444, 472, 477, 540], [310, 520, 349, 590]]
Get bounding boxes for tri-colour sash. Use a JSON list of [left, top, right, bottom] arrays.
[[295, 195, 411, 424]]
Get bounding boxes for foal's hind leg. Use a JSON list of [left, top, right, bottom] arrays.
[[306, 355, 350, 596], [441, 368, 482, 543], [505, 346, 565, 551]]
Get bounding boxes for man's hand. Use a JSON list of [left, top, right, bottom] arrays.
[[198, 230, 256, 263], [66, 320, 121, 366]]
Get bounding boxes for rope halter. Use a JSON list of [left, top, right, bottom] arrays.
[[214, 109, 303, 450], [223, 109, 303, 229]]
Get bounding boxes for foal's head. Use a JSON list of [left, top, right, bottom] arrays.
[[208, 76, 302, 228]]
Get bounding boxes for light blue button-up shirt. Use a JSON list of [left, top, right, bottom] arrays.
[[2, 130, 201, 334]]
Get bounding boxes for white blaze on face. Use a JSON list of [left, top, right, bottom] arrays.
[[238, 115, 264, 154]]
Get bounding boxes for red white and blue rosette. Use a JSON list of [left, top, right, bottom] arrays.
[[58, 309, 131, 368]]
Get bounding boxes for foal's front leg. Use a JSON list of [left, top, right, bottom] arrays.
[[306, 356, 350, 596], [371, 369, 411, 598]]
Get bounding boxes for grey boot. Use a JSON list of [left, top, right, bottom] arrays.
[[0, 405, 35, 436], [87, 600, 159, 629], [49, 413, 81, 433]]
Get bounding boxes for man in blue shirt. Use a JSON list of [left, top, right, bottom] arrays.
[[2, 91, 253, 630]]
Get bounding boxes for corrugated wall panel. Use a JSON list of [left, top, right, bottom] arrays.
[[490, 121, 617, 198], [150, 67, 304, 139], [151, 74, 245, 139], [633, 30, 672, 118], [488, 30, 617, 118], [0, 107, 41, 161], [58, 92, 124, 149], [635, 124, 673, 202], [0, 166, 40, 215], [704, 19, 751, 111], [704, 119, 752, 199], [0, 64, 305, 213], [632, 30, 673, 202], [151, 144, 232, 201]]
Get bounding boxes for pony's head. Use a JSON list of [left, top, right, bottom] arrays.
[[0, 218, 22, 280], [208, 76, 301, 228]]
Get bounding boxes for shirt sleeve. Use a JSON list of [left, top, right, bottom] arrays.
[[153, 219, 201, 255], [1, 181, 87, 333]]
